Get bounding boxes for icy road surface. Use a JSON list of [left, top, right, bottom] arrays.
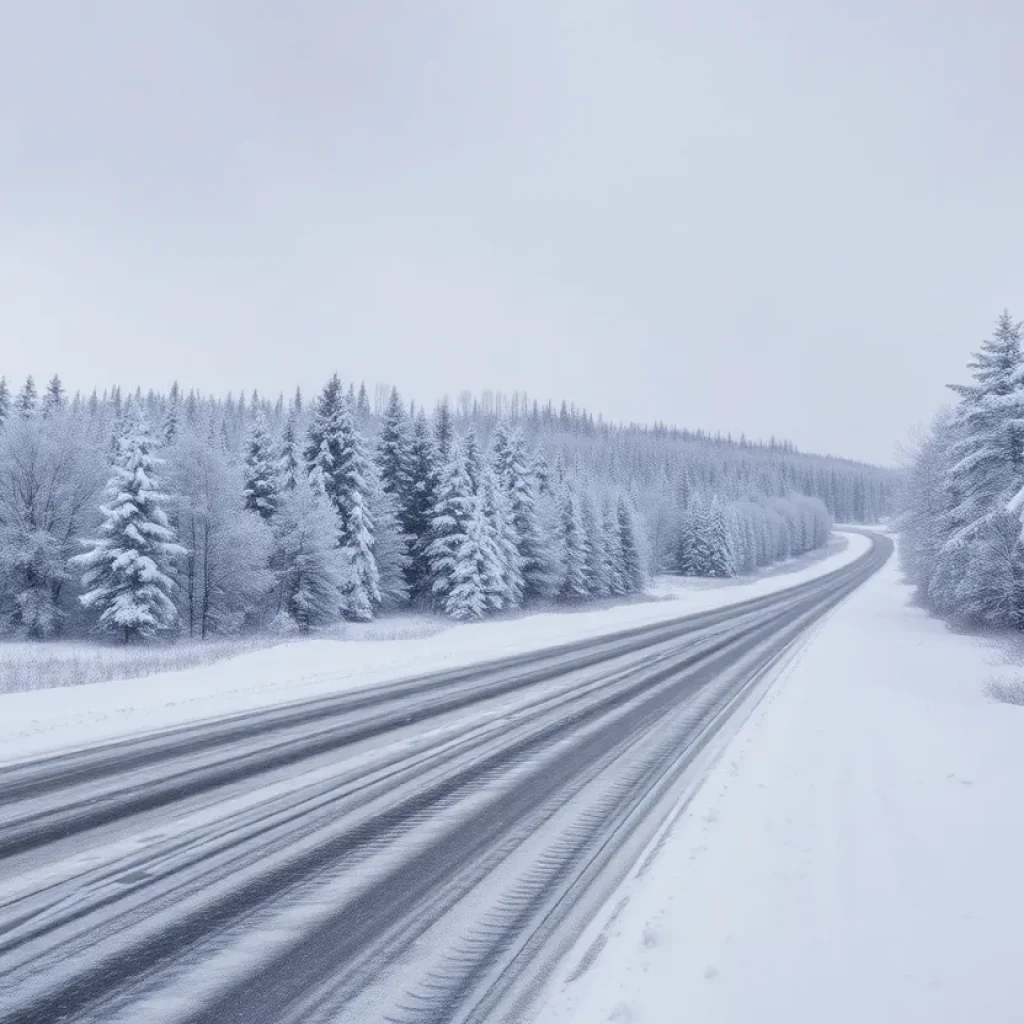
[[0, 533, 891, 1024]]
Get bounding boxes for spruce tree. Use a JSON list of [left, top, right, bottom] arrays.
[[707, 495, 736, 578], [339, 477, 379, 622], [444, 495, 493, 620], [75, 402, 183, 641], [556, 484, 589, 601], [405, 410, 441, 600], [162, 382, 181, 445], [272, 473, 346, 632], [0, 377, 9, 429], [531, 448, 552, 496], [603, 499, 627, 595], [687, 497, 714, 575], [305, 375, 345, 484], [489, 421, 515, 485], [305, 376, 381, 619], [356, 381, 371, 422], [674, 504, 696, 574], [462, 428, 483, 495], [41, 375, 65, 417], [277, 408, 302, 491], [480, 466, 523, 609], [434, 400, 455, 465], [15, 376, 37, 418], [581, 491, 610, 596], [243, 409, 279, 520], [426, 438, 475, 611], [941, 311, 1024, 624], [366, 465, 411, 610], [496, 428, 556, 601], [375, 386, 413, 511], [617, 497, 647, 592]]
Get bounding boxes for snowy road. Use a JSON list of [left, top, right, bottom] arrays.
[[0, 533, 891, 1024]]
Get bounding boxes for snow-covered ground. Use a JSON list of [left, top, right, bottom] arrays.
[[538, 548, 1024, 1024], [0, 532, 869, 764]]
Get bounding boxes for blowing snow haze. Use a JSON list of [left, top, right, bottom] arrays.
[[2, 1, 1023, 464]]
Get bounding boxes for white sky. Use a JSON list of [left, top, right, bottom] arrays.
[[2, 0, 1022, 464]]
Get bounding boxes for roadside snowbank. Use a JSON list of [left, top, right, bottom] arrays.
[[539, 548, 1024, 1024], [0, 532, 870, 764]]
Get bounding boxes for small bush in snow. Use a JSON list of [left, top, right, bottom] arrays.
[[984, 676, 1024, 706]]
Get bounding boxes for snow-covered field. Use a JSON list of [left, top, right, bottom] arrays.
[[0, 532, 869, 764], [0, 612, 452, 695], [539, 548, 1024, 1024]]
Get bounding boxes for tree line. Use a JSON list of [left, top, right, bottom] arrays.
[[900, 311, 1024, 629], [0, 373, 889, 641]]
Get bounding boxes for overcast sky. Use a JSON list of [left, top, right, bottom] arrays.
[[2, 1, 1021, 464]]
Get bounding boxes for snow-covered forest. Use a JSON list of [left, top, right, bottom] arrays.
[[899, 311, 1024, 629], [0, 373, 892, 642]]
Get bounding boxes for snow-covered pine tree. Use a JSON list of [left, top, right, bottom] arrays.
[[489, 421, 515, 486], [426, 437, 475, 612], [434, 400, 455, 466], [0, 377, 9, 429], [405, 409, 441, 601], [956, 508, 1024, 628], [581, 490, 610, 596], [305, 376, 381, 620], [899, 411, 957, 608], [480, 466, 523, 610], [16, 377, 37, 418], [277, 408, 302, 491], [356, 382, 371, 424], [674, 502, 696, 574], [603, 498, 627, 595], [493, 428, 557, 601], [365, 464, 410, 610], [939, 311, 1024, 625], [444, 493, 492, 621], [335, 398, 380, 621], [304, 374, 345, 486], [74, 402, 183, 642], [556, 484, 589, 601], [726, 506, 749, 574], [531, 448, 552, 497], [617, 498, 647, 592], [162, 382, 181, 445], [462, 428, 483, 495], [707, 495, 736, 578], [737, 506, 759, 574], [686, 497, 714, 576], [375, 386, 413, 513], [41, 375, 65, 418], [243, 409, 279, 521], [271, 472, 347, 632]]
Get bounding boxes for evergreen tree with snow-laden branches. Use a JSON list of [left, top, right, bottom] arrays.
[[75, 402, 184, 642]]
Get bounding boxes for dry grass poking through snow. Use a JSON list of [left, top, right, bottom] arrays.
[[984, 675, 1024, 706], [0, 639, 275, 694], [0, 612, 449, 694]]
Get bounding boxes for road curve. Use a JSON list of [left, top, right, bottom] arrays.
[[0, 532, 892, 1024]]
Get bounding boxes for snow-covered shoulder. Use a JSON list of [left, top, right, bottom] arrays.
[[539, 549, 1024, 1024], [0, 531, 870, 764]]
